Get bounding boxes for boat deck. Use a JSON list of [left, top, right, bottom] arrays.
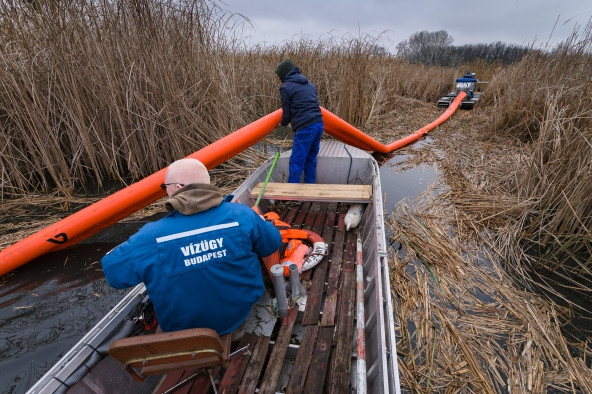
[[156, 200, 360, 394]]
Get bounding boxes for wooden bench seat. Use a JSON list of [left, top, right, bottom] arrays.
[[250, 182, 372, 202], [108, 328, 231, 382]]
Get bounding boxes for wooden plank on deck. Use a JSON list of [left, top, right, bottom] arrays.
[[327, 269, 356, 394], [299, 202, 320, 281], [342, 228, 357, 273], [217, 333, 257, 394], [258, 307, 299, 394], [285, 325, 319, 394], [302, 203, 335, 325], [303, 326, 334, 393], [321, 211, 347, 326], [302, 201, 321, 231], [293, 201, 311, 228], [281, 206, 299, 225], [237, 335, 271, 394], [250, 183, 372, 202]]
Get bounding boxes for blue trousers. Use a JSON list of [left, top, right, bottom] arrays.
[[288, 122, 324, 183]]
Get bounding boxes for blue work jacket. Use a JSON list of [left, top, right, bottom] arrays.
[[101, 198, 282, 334]]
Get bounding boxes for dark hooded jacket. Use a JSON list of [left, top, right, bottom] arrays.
[[279, 67, 323, 132]]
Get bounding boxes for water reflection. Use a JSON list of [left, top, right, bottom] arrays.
[[377, 155, 437, 213], [374, 141, 438, 244], [0, 244, 127, 394]]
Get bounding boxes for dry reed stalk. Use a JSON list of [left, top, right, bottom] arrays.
[[1, 1, 459, 199], [473, 24, 592, 297], [389, 194, 592, 392]]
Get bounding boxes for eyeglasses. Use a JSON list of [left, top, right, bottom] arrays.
[[160, 183, 185, 191]]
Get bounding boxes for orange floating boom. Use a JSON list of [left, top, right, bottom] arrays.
[[322, 91, 466, 153], [0, 93, 465, 276], [0, 110, 282, 277]]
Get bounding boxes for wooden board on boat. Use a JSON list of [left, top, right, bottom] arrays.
[[250, 182, 372, 202]]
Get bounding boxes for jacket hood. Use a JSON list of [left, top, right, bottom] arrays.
[[165, 183, 223, 215], [284, 67, 309, 84]]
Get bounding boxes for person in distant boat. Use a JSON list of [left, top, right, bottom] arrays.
[[101, 158, 282, 337], [275, 59, 324, 183], [463, 70, 473, 78]]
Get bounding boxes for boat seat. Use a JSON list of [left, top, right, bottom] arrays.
[[107, 327, 231, 382], [250, 182, 372, 202]]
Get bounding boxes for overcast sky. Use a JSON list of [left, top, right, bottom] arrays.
[[219, 0, 591, 51]]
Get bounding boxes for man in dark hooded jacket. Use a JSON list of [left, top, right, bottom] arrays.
[[275, 59, 324, 183]]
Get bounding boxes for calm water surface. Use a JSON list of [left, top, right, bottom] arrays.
[[0, 148, 437, 394]]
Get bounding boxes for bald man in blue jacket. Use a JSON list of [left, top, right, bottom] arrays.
[[101, 159, 282, 337]]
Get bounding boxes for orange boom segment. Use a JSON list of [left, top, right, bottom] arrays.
[[322, 91, 466, 153], [0, 95, 465, 276], [0, 110, 282, 277]]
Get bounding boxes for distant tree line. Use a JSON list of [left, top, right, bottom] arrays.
[[396, 30, 531, 66]]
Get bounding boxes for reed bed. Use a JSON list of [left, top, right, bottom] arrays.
[[388, 182, 592, 392], [0, 0, 269, 198], [384, 28, 592, 387], [0, 0, 458, 199], [476, 23, 592, 306], [2, 0, 592, 391]]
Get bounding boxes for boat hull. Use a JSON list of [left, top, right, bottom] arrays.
[[27, 141, 400, 394]]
